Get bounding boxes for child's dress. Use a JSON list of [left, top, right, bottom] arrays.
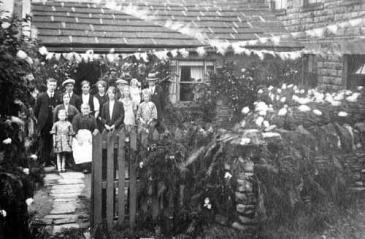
[[130, 86, 141, 111], [121, 98, 136, 131], [51, 121, 74, 153]]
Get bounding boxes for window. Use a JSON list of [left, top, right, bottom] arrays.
[[177, 61, 214, 102], [271, 0, 287, 10], [302, 54, 318, 88], [346, 55, 365, 89], [303, 0, 323, 8]]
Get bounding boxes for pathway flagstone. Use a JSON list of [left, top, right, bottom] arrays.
[[36, 170, 90, 235]]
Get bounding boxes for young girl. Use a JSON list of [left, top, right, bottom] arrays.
[[51, 109, 74, 172], [130, 78, 141, 111], [120, 86, 136, 136], [137, 89, 157, 134]]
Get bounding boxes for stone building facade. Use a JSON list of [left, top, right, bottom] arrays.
[[272, 0, 365, 90]]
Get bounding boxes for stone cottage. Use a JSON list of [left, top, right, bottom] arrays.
[[5, 0, 303, 106], [269, 0, 365, 90]]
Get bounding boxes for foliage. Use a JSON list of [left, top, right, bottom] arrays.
[[194, 58, 302, 123]]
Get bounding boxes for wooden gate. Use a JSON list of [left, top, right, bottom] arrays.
[[91, 129, 138, 230]]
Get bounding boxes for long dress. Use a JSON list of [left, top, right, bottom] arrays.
[[50, 121, 74, 153], [121, 98, 136, 132]]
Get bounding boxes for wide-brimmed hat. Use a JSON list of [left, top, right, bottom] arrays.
[[62, 78, 75, 86], [146, 72, 158, 81], [116, 78, 128, 85]]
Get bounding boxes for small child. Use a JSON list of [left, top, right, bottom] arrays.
[[130, 78, 141, 111], [137, 90, 157, 146], [120, 86, 136, 136], [50, 109, 74, 172]]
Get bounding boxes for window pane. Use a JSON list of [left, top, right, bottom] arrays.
[[181, 66, 192, 82], [190, 66, 204, 82], [274, 0, 287, 9], [180, 83, 195, 101]]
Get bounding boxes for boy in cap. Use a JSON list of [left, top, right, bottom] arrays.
[[62, 78, 81, 110]]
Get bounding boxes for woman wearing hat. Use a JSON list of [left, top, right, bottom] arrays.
[[62, 78, 81, 110], [116, 78, 128, 100]]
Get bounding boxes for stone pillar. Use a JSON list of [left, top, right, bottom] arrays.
[[232, 156, 258, 232]]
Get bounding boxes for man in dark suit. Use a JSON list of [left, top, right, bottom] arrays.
[[63, 78, 81, 110], [34, 78, 60, 166], [147, 72, 164, 120], [100, 86, 124, 132]]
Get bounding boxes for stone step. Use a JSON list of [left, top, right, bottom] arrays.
[[52, 223, 80, 234]]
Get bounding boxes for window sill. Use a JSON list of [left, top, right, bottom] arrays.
[[273, 9, 286, 16], [301, 3, 324, 12], [342, 0, 362, 6]]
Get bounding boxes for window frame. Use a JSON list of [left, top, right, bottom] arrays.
[[176, 60, 215, 103], [302, 0, 323, 11], [301, 54, 318, 89]]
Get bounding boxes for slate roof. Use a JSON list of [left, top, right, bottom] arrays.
[[31, 0, 300, 53]]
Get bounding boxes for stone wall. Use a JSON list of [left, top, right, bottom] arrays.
[[276, 0, 365, 90]]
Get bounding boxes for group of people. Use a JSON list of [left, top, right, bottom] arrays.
[[34, 73, 164, 173]]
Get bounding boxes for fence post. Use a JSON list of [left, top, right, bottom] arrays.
[[106, 131, 116, 228], [129, 129, 138, 232], [117, 130, 126, 225], [92, 132, 102, 226]]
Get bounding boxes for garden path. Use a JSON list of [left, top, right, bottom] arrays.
[[36, 171, 91, 235]]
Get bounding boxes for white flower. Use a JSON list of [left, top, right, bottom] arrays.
[[357, 86, 363, 90], [263, 120, 270, 128], [338, 111, 348, 117], [276, 95, 281, 101], [255, 116, 264, 127], [16, 50, 28, 60], [277, 88, 282, 94], [255, 101, 268, 112], [2, 138, 11, 144], [25, 57, 33, 65], [139, 161, 143, 168], [300, 89, 305, 94], [298, 105, 311, 112], [38, 46, 48, 56], [0, 210, 6, 217], [1, 22, 10, 29], [23, 168, 30, 175], [241, 106, 250, 114], [257, 89, 263, 94], [224, 172, 232, 179], [25, 198, 34, 206], [288, 84, 294, 88], [280, 97, 286, 103], [331, 101, 341, 106], [334, 93, 344, 101], [281, 83, 287, 89], [293, 85, 298, 91], [313, 109, 322, 116], [268, 85, 274, 91], [346, 93, 360, 102], [240, 120, 246, 128], [258, 110, 267, 116], [204, 197, 210, 204], [30, 154, 38, 160], [207, 204, 212, 209], [278, 107, 287, 116], [240, 137, 251, 145], [345, 90, 352, 95]]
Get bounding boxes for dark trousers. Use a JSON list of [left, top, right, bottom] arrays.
[[39, 129, 53, 166]]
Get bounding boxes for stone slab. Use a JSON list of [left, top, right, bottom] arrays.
[[60, 172, 85, 179], [54, 218, 78, 225], [44, 214, 79, 220], [50, 204, 77, 214], [52, 223, 80, 234]]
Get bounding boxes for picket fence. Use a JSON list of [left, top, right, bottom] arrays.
[[91, 129, 138, 230]]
